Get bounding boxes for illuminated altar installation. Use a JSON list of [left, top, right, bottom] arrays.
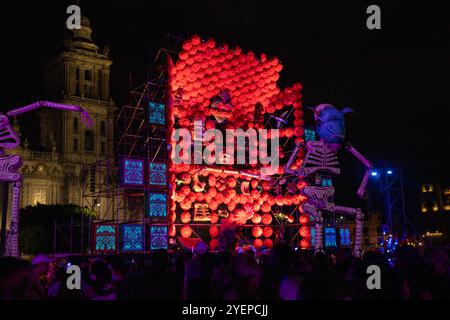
[[167, 35, 309, 250]]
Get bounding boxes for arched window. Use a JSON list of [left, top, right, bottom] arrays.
[[73, 117, 79, 133], [85, 130, 95, 152], [100, 121, 106, 137]]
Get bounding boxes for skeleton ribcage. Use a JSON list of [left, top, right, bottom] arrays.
[[299, 141, 340, 177]]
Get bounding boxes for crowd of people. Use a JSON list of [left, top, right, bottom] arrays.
[[1, 241, 449, 300]]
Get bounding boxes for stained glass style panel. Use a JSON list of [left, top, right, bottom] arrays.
[[150, 226, 168, 250], [121, 224, 144, 252], [310, 227, 316, 248], [149, 162, 167, 186], [325, 227, 337, 247], [147, 192, 167, 217], [304, 128, 316, 142], [340, 228, 351, 246], [122, 159, 144, 186], [95, 224, 116, 252], [149, 102, 165, 125]]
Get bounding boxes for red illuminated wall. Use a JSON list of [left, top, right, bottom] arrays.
[[167, 35, 311, 249]]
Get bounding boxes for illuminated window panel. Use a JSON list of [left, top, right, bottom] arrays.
[[321, 178, 332, 187], [325, 227, 337, 247], [310, 227, 316, 248], [95, 224, 116, 253], [340, 228, 351, 246], [304, 128, 316, 142], [147, 192, 167, 217], [149, 226, 168, 250], [121, 224, 144, 252], [149, 162, 167, 186], [33, 189, 47, 205], [122, 158, 144, 186], [149, 102, 165, 125]]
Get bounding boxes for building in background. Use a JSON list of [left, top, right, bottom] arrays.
[[6, 16, 116, 220], [419, 182, 450, 243]]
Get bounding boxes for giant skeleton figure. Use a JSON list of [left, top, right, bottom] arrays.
[[0, 101, 92, 257], [285, 104, 372, 258]]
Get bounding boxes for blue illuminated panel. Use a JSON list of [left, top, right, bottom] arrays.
[[340, 228, 351, 246], [149, 162, 167, 186], [149, 102, 165, 125], [122, 158, 144, 186], [304, 128, 316, 142], [147, 192, 167, 217], [150, 226, 168, 250], [121, 224, 144, 252], [310, 227, 316, 248], [95, 224, 116, 252], [325, 227, 337, 247]]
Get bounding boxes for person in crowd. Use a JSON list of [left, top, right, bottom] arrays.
[[279, 272, 304, 300], [3, 242, 450, 301], [425, 249, 450, 299]]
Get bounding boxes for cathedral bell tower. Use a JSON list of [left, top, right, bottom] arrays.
[[17, 15, 116, 216]]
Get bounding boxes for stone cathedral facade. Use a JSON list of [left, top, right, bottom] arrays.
[[8, 16, 116, 218]]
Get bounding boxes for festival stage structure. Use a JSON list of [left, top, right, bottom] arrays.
[[89, 34, 372, 257]]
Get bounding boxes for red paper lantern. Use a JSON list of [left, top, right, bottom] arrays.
[[261, 213, 272, 225], [300, 239, 310, 249], [181, 211, 191, 224], [299, 226, 311, 238], [209, 225, 219, 238], [227, 177, 237, 188], [299, 214, 310, 224], [210, 239, 220, 251], [262, 226, 273, 238], [261, 181, 270, 191], [180, 225, 192, 238], [254, 238, 263, 249], [275, 195, 285, 206], [251, 213, 262, 224], [210, 212, 219, 224], [261, 203, 271, 213], [181, 185, 191, 196], [252, 226, 263, 238], [263, 238, 273, 249], [168, 224, 176, 237], [208, 175, 217, 187], [180, 201, 192, 210]]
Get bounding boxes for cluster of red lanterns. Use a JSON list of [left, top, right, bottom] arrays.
[[171, 35, 288, 129], [172, 170, 308, 227], [167, 35, 310, 249]]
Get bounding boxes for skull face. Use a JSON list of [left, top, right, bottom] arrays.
[[314, 104, 346, 145], [210, 89, 233, 123]]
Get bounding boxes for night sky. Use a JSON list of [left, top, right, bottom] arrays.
[[1, 1, 449, 217]]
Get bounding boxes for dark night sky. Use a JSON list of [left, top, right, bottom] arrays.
[[1, 1, 449, 216]]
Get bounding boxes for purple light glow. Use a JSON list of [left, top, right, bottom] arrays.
[[7, 100, 93, 128]]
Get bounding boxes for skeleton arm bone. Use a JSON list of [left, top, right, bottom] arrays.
[[7, 101, 93, 128], [284, 143, 304, 175], [345, 143, 372, 199]]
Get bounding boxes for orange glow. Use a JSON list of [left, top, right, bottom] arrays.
[[168, 35, 308, 248]]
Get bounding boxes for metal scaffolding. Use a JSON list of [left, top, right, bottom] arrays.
[[82, 34, 184, 224], [368, 161, 407, 235]]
